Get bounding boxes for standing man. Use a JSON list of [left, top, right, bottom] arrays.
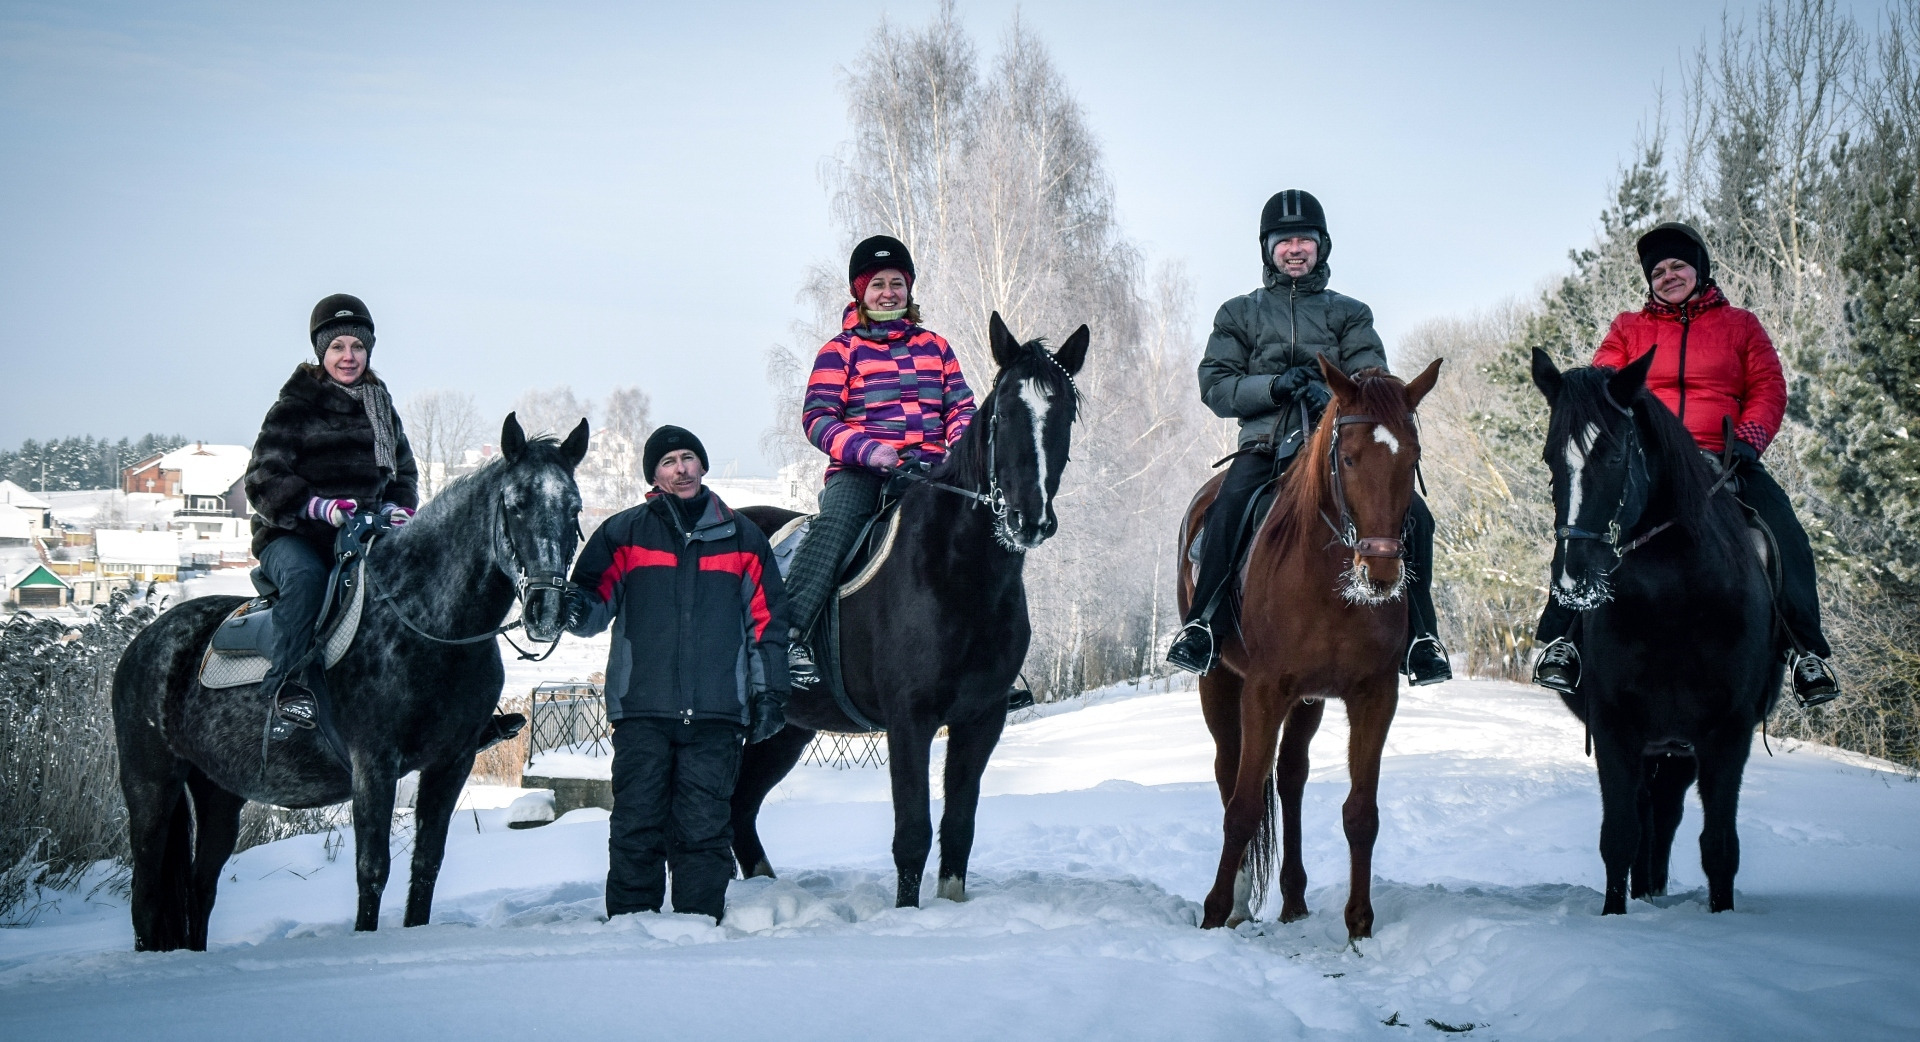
[[1167, 189, 1451, 684], [564, 425, 790, 922]]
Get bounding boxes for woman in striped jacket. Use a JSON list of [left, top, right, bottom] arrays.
[[784, 235, 977, 686]]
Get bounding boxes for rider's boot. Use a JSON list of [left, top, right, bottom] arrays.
[[477, 712, 527, 753], [1791, 652, 1840, 708], [1403, 634, 1452, 686], [787, 628, 821, 690], [1166, 619, 1217, 676], [1532, 637, 1581, 695]]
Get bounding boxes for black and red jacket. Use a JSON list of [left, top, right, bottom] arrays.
[[567, 488, 789, 726], [1592, 285, 1788, 454]]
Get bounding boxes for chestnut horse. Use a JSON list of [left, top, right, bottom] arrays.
[[1178, 357, 1440, 936]]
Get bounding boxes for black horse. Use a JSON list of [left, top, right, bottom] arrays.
[[1531, 348, 1782, 914], [111, 415, 587, 950], [731, 312, 1088, 908]]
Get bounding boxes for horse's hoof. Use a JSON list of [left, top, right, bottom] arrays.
[[747, 859, 776, 880], [1279, 905, 1309, 924], [936, 877, 967, 902]]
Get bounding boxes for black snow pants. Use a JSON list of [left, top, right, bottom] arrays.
[[1534, 459, 1828, 657], [256, 534, 331, 697], [783, 467, 884, 639], [1186, 449, 1441, 647], [606, 717, 745, 920]]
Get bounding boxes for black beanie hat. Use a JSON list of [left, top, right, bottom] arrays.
[[643, 425, 709, 481], [849, 235, 915, 287], [1636, 222, 1712, 286], [310, 293, 376, 358], [1259, 189, 1331, 266]]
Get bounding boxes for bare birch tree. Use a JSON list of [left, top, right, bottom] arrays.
[[400, 389, 483, 499]]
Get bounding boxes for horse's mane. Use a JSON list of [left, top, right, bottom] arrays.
[[1547, 366, 1744, 567], [1264, 368, 1415, 550], [411, 433, 572, 525], [932, 338, 1079, 490]]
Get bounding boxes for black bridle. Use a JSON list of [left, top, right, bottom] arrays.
[[370, 498, 574, 662], [1319, 410, 1413, 559], [895, 350, 1076, 528], [1554, 400, 1735, 569]]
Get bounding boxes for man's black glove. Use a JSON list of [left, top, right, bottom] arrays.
[[1730, 439, 1760, 469], [562, 583, 595, 634], [1269, 366, 1314, 404], [1299, 380, 1332, 415], [748, 689, 787, 744]]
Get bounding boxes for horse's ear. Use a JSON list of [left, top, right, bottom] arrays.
[[1405, 357, 1442, 411], [1608, 345, 1656, 406], [560, 418, 590, 471], [1530, 348, 1563, 402], [1317, 354, 1359, 403], [1053, 324, 1090, 376], [989, 311, 1021, 369], [501, 413, 527, 463]]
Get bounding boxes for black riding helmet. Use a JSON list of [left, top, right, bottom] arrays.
[[1260, 189, 1330, 269], [849, 235, 914, 286], [309, 293, 376, 359], [1636, 222, 1712, 287]]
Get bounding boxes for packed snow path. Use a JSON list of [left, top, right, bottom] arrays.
[[4, 678, 1916, 1041]]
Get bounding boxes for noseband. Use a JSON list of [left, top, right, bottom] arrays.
[[1321, 412, 1410, 560]]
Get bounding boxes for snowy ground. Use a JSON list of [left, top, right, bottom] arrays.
[[3, 676, 1916, 1041]]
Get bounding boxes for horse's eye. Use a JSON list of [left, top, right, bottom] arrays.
[[1341, 454, 1357, 467]]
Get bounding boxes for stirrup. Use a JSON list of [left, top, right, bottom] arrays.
[[1791, 652, 1840, 708], [1403, 635, 1452, 687], [1532, 637, 1580, 695], [271, 692, 317, 741], [1166, 620, 1217, 676], [787, 640, 820, 688], [477, 712, 526, 753]]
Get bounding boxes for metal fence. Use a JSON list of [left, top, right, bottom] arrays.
[[524, 682, 611, 763], [524, 680, 886, 770]]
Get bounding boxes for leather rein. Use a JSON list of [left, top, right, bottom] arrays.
[[367, 504, 572, 662]]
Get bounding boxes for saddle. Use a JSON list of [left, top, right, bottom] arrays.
[[197, 516, 382, 690], [769, 499, 904, 597], [771, 494, 908, 733], [1187, 450, 1285, 628]]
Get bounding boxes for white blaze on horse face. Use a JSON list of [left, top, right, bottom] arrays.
[[1372, 424, 1400, 455], [1020, 379, 1054, 504], [1559, 423, 1600, 592]]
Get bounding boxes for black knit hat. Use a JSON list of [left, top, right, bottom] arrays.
[[1636, 222, 1712, 286], [643, 425, 708, 481], [310, 293, 376, 358], [1260, 189, 1331, 265], [849, 235, 915, 286]]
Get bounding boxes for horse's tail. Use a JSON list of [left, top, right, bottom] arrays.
[[1244, 771, 1279, 916]]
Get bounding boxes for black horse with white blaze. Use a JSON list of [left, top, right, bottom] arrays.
[[1532, 348, 1781, 915], [111, 415, 587, 950], [731, 313, 1089, 908]]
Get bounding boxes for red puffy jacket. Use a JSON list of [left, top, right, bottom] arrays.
[[1591, 285, 1787, 453]]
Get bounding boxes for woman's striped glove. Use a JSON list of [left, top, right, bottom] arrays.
[[305, 497, 358, 527], [380, 503, 417, 527]]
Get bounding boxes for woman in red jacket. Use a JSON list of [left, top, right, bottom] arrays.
[[1532, 222, 1840, 706]]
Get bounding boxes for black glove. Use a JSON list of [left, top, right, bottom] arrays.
[[1269, 366, 1314, 404], [1300, 380, 1332, 414], [1730, 439, 1759, 468], [748, 689, 787, 744], [563, 584, 595, 633]]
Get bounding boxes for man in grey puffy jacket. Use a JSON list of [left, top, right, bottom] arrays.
[[1167, 190, 1450, 683]]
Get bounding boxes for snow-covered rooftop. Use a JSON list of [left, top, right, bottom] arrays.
[[0, 479, 52, 510], [150, 443, 250, 497], [94, 529, 182, 565]]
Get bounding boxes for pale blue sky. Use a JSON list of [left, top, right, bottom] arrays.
[[0, 1, 1882, 473]]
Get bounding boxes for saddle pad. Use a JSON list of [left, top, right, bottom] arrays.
[[768, 507, 904, 599], [198, 567, 367, 690]]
